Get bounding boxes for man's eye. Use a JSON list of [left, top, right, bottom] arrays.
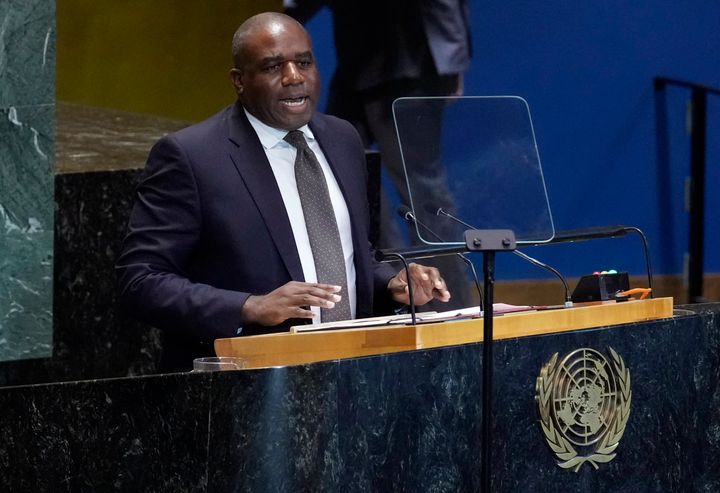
[[297, 60, 313, 68], [264, 64, 281, 72]]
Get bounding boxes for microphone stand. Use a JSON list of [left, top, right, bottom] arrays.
[[526, 224, 655, 300], [382, 209, 517, 492], [431, 210, 655, 490], [376, 251, 417, 325], [463, 229, 516, 493], [513, 250, 573, 307]]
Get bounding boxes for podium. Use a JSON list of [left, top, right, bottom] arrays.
[[215, 298, 673, 369], [206, 298, 720, 492], [5, 299, 720, 491]]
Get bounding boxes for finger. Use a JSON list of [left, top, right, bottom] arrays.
[[405, 278, 433, 305], [307, 283, 342, 293], [433, 284, 451, 302], [282, 282, 342, 300], [419, 266, 444, 289], [408, 263, 431, 282], [427, 270, 451, 302], [295, 293, 341, 309], [433, 276, 449, 294], [410, 270, 437, 299], [303, 287, 343, 304], [287, 281, 341, 294], [407, 264, 450, 304], [294, 306, 315, 319]]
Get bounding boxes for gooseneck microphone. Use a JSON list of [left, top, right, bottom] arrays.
[[534, 224, 654, 299], [621, 226, 654, 297], [490, 213, 653, 299], [432, 207, 573, 306], [512, 250, 572, 306], [397, 206, 484, 311]]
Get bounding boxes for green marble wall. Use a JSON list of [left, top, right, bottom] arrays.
[[0, 0, 55, 360]]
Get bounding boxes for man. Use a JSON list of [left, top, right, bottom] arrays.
[[116, 12, 450, 371]]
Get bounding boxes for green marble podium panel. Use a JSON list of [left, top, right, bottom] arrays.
[[0, 0, 55, 361]]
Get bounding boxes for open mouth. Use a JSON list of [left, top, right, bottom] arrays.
[[280, 96, 308, 107]]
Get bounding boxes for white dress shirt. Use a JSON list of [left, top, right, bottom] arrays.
[[244, 109, 357, 323]]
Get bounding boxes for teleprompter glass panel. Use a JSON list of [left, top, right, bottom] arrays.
[[392, 96, 554, 246]]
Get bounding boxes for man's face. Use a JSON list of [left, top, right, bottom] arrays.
[[231, 20, 320, 130]]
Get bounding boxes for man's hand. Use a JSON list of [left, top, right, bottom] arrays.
[[241, 281, 342, 326], [387, 263, 451, 306]]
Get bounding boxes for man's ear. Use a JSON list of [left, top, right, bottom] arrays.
[[230, 68, 244, 95]]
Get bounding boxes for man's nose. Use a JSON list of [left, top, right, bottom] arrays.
[[282, 62, 304, 85]]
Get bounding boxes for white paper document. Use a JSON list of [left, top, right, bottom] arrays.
[[290, 303, 533, 333]]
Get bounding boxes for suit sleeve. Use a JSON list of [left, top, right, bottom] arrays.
[[115, 135, 248, 341], [372, 253, 401, 316]]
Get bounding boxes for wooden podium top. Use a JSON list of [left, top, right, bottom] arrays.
[[214, 297, 673, 369]]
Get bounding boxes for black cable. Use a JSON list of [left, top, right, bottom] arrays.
[[621, 226, 655, 298], [513, 250, 573, 306], [465, 259, 484, 313]]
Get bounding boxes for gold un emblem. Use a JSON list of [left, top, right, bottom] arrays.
[[536, 347, 631, 471]]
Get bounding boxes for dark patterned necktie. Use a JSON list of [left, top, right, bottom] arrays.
[[284, 130, 352, 322]]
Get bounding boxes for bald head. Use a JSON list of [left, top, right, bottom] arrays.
[[228, 11, 320, 130], [232, 12, 306, 70]]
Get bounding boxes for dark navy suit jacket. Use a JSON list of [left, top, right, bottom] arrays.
[[116, 102, 397, 352]]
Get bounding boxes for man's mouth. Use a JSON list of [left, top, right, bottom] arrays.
[[280, 96, 308, 107]]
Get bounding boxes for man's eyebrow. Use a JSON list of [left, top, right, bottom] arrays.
[[260, 55, 283, 65], [259, 51, 313, 65]]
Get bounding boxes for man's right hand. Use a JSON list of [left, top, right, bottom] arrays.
[[240, 281, 342, 326]]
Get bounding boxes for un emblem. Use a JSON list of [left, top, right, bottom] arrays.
[[535, 347, 632, 471]]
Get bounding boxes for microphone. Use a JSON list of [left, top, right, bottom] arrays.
[[433, 207, 475, 230], [397, 205, 414, 223], [396, 207, 455, 246], [377, 207, 469, 261], [537, 224, 654, 298], [431, 206, 573, 306], [397, 205, 483, 311]]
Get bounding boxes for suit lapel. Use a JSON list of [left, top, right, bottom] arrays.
[[225, 103, 304, 282]]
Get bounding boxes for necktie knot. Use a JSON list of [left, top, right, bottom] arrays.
[[284, 130, 309, 150]]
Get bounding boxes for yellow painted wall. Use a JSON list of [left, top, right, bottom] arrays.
[[57, 0, 281, 121]]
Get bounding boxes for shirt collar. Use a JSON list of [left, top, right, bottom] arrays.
[[243, 108, 315, 150]]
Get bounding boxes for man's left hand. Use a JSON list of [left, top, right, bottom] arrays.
[[387, 263, 451, 306]]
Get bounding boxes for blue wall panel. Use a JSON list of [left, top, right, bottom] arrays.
[[305, 1, 720, 278]]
